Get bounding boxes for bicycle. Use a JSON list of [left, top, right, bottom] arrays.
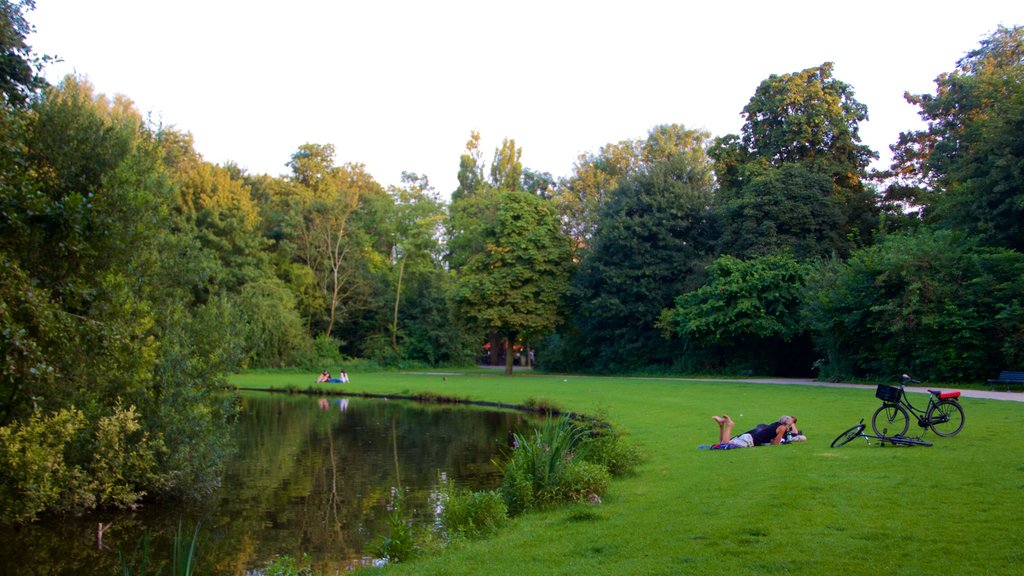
[[872, 374, 965, 438], [831, 419, 933, 448]]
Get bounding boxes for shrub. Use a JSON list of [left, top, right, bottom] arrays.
[[574, 416, 642, 477], [438, 486, 507, 541], [374, 488, 418, 563], [0, 408, 85, 523], [499, 415, 604, 514], [545, 459, 610, 505]]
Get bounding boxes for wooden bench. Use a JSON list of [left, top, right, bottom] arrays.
[[987, 370, 1024, 391]]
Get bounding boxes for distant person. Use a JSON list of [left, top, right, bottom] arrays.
[[707, 414, 805, 449], [339, 369, 349, 384], [317, 370, 331, 383]]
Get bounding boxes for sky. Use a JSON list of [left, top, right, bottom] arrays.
[[27, 1, 1024, 197]]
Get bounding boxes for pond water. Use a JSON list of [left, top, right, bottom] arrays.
[[0, 392, 537, 575]]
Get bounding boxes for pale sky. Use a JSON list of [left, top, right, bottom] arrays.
[[28, 1, 1024, 196]]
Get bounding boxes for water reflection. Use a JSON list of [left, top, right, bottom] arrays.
[[0, 393, 536, 575]]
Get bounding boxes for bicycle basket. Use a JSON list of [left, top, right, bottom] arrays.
[[876, 384, 901, 402]]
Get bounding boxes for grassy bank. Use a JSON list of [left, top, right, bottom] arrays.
[[229, 371, 1024, 575]]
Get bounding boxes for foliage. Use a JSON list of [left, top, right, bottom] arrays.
[[572, 128, 716, 372], [498, 415, 610, 515], [259, 554, 319, 576], [0, 0, 50, 106], [713, 163, 847, 259], [663, 253, 812, 347], [0, 407, 83, 523], [891, 25, 1024, 251], [571, 414, 642, 477], [805, 230, 1024, 381], [374, 488, 419, 563], [237, 278, 311, 368], [451, 190, 573, 374], [437, 483, 507, 541], [711, 62, 879, 256]]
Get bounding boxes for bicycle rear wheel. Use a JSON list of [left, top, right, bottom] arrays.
[[927, 400, 965, 437], [831, 423, 865, 448], [872, 403, 910, 438]]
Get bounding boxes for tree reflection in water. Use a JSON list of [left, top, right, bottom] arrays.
[[0, 393, 536, 575]]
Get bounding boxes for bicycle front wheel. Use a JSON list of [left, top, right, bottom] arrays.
[[927, 400, 965, 437], [831, 423, 865, 448], [872, 403, 910, 438]]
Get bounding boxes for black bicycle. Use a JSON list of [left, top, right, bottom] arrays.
[[831, 419, 933, 448], [872, 374, 965, 438]]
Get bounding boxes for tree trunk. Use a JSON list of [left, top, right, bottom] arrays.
[[504, 337, 514, 376]]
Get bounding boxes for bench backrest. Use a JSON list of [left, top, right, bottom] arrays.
[[997, 371, 1024, 381]]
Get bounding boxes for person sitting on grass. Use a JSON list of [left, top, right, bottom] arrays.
[[316, 370, 331, 383], [709, 414, 805, 449]]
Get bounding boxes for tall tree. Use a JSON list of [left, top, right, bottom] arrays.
[[453, 130, 485, 201], [554, 125, 703, 260], [285, 144, 382, 337], [890, 25, 1024, 251], [490, 137, 522, 191], [0, 0, 49, 107], [711, 63, 879, 256], [572, 127, 716, 371], [452, 190, 572, 375], [384, 172, 445, 352]]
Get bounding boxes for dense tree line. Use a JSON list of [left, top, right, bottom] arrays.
[[0, 1, 1021, 521]]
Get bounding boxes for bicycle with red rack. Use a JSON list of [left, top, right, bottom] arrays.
[[871, 374, 965, 438]]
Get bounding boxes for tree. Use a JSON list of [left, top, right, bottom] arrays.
[[490, 137, 523, 191], [453, 130, 485, 201], [554, 125, 706, 260], [805, 230, 1024, 381], [383, 172, 445, 354], [711, 63, 879, 255], [890, 25, 1024, 251], [452, 190, 572, 375], [572, 129, 716, 371], [714, 163, 846, 259], [0, 0, 49, 107], [0, 76, 241, 520], [659, 253, 814, 374], [285, 143, 382, 337]]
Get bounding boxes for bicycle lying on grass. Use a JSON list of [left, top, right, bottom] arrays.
[[831, 419, 933, 448], [871, 374, 965, 438]]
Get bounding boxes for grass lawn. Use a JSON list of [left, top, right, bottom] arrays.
[[230, 370, 1024, 575]]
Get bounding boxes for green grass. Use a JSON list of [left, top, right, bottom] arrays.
[[229, 370, 1024, 575]]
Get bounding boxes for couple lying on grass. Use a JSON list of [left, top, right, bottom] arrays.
[[704, 414, 807, 450]]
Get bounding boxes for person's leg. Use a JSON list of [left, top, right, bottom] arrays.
[[712, 415, 735, 444]]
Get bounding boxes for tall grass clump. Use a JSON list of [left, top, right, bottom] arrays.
[[436, 477, 507, 542], [498, 415, 611, 515], [373, 488, 420, 564], [118, 519, 201, 576]]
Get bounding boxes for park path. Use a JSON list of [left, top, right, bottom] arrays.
[[660, 376, 1024, 402]]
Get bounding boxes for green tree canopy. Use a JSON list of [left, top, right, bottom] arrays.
[[711, 63, 880, 256], [453, 190, 572, 375], [890, 25, 1024, 251], [572, 128, 716, 371]]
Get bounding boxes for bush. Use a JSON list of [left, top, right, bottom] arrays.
[[574, 416, 642, 477], [438, 486, 507, 541], [499, 415, 612, 515], [0, 408, 85, 523]]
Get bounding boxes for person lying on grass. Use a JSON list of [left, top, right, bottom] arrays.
[[709, 414, 806, 449]]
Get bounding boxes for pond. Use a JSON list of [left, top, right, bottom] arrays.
[[0, 392, 538, 575]]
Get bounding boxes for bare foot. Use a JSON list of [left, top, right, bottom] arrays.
[[724, 414, 734, 426], [711, 415, 725, 425]]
